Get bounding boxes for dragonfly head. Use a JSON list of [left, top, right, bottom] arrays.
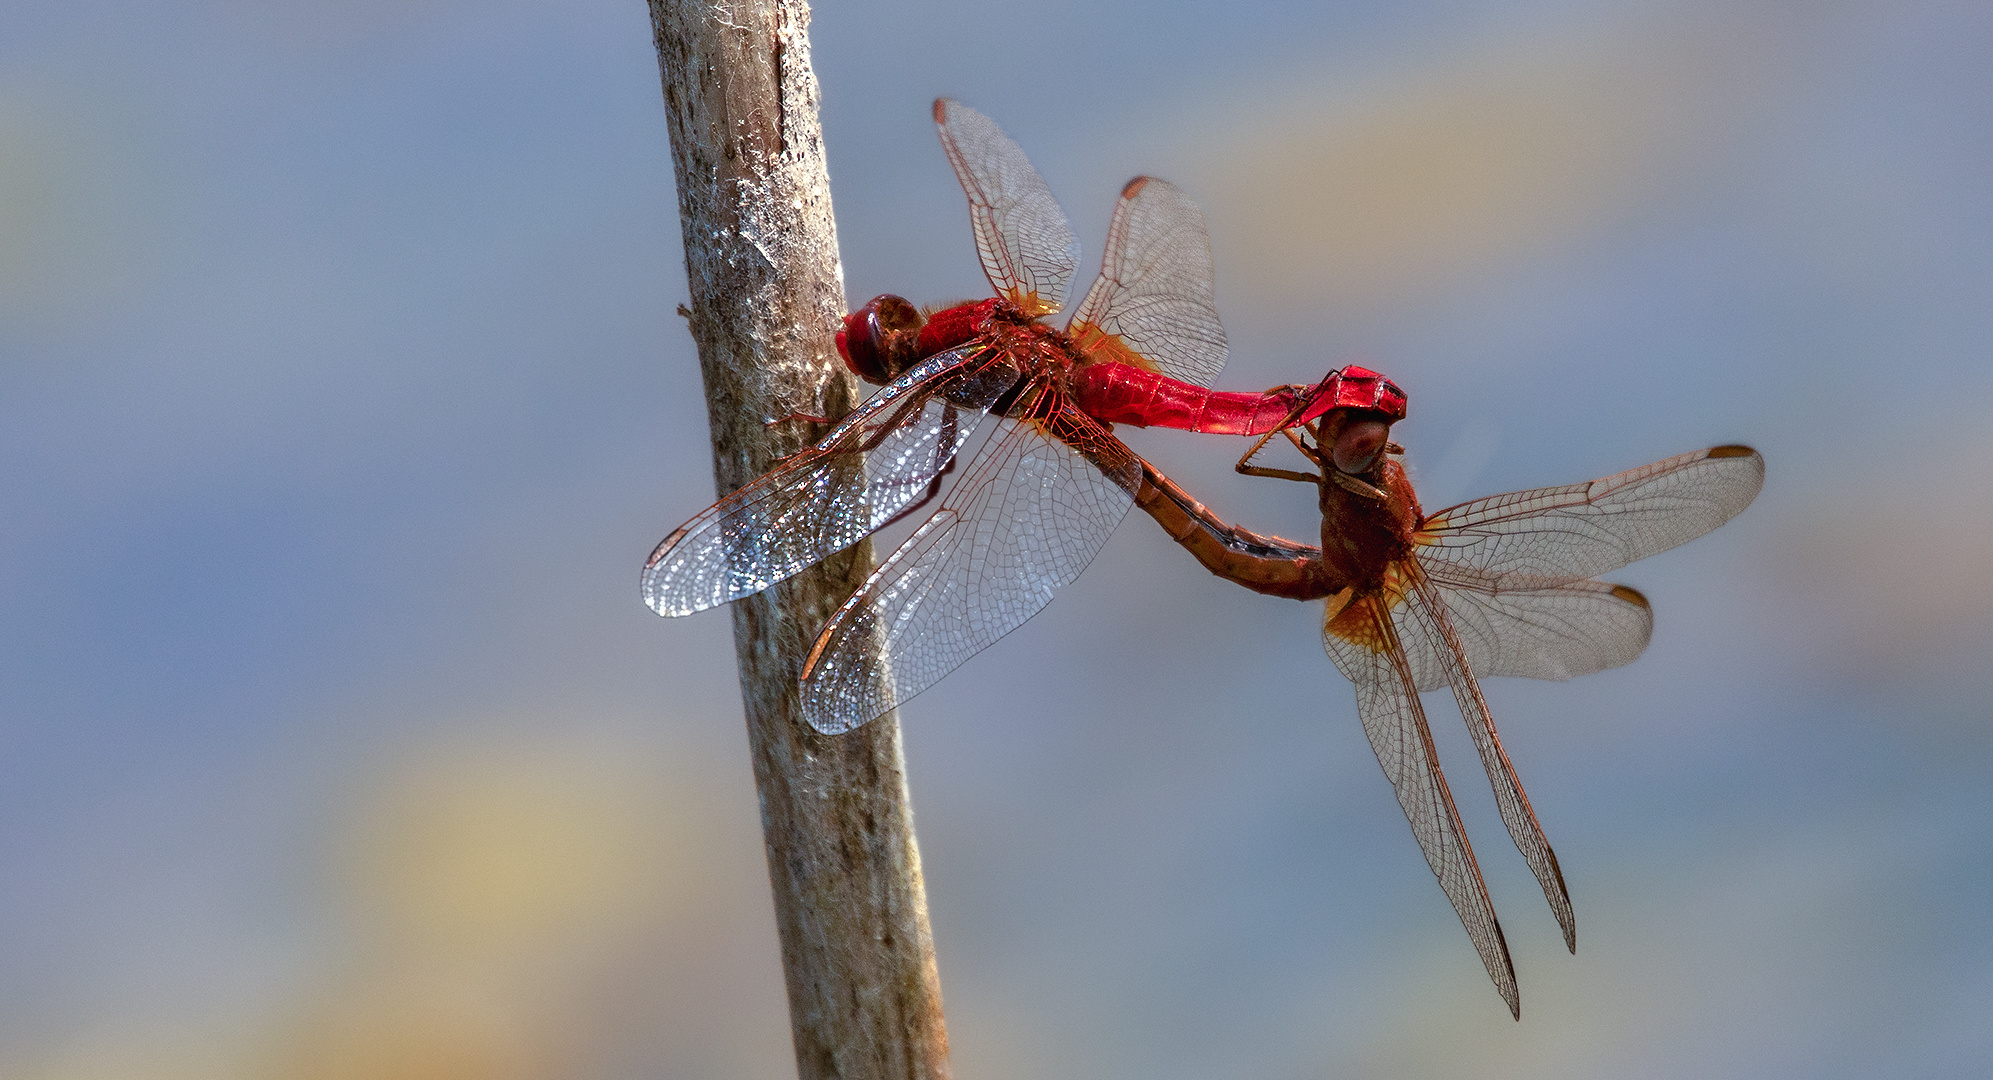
[[1317, 365, 1407, 475], [838, 294, 927, 383]]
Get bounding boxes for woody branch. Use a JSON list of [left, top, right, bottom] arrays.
[[645, 2, 951, 1077]]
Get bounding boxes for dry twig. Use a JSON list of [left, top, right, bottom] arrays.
[[646, 3, 951, 1076]]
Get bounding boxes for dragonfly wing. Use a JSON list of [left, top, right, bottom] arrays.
[[1416, 445, 1765, 589], [1324, 594, 1519, 1019], [934, 99, 1080, 317], [641, 347, 1020, 616], [1418, 565, 1655, 682], [1067, 176, 1227, 387], [800, 402, 1141, 734], [1405, 570, 1576, 953]]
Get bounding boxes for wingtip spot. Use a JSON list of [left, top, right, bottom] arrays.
[[1120, 175, 1150, 199], [1609, 584, 1650, 609], [932, 98, 950, 122], [1708, 444, 1756, 459]]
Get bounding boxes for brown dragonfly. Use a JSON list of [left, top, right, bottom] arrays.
[[645, 100, 1350, 734], [1131, 376, 1764, 1018]]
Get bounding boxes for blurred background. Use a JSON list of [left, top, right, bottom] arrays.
[[2, 0, 1989, 1077]]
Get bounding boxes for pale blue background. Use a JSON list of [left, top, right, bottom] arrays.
[[2, 1, 1989, 1077]]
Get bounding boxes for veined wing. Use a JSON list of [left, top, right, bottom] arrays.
[[641, 346, 1023, 616], [1415, 445, 1764, 590], [1415, 570, 1654, 685], [1323, 593, 1519, 1019], [1067, 176, 1227, 387], [800, 399, 1141, 734], [1404, 570, 1576, 954], [934, 98, 1080, 318], [1369, 563, 1650, 956]]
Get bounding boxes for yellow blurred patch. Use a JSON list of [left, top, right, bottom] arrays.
[[337, 736, 681, 961], [4, 1025, 256, 1080], [241, 726, 787, 1080], [1177, 23, 1759, 325], [273, 972, 541, 1080]]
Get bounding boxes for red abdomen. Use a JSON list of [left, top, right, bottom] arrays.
[[1067, 363, 1316, 435]]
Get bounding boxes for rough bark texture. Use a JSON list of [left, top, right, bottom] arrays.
[[645, 4, 951, 1078]]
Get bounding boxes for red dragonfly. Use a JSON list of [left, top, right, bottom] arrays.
[[1132, 376, 1763, 1018], [645, 100, 1349, 733]]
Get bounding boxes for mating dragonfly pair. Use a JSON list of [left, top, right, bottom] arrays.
[[643, 100, 1764, 1018]]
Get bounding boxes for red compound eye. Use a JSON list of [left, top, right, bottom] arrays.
[[1330, 417, 1392, 474], [838, 294, 925, 383]]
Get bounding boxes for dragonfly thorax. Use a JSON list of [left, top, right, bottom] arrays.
[[1317, 458, 1421, 594]]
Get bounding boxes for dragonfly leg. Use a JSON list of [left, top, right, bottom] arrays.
[[1238, 425, 1325, 486], [871, 403, 962, 529], [877, 455, 958, 529], [763, 411, 835, 427], [1328, 468, 1390, 501]]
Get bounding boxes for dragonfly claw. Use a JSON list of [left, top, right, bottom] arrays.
[[1329, 469, 1389, 500]]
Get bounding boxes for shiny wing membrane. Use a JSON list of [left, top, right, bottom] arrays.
[[934, 99, 1080, 317], [1415, 446, 1765, 590], [800, 401, 1141, 734], [1404, 571, 1576, 953], [1067, 176, 1228, 387], [1415, 574, 1654, 686], [641, 347, 1021, 616], [1323, 595, 1519, 1019]]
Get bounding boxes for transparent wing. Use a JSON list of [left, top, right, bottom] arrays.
[[800, 402, 1141, 734], [641, 347, 1023, 616], [934, 98, 1080, 317], [1418, 570, 1654, 685], [1323, 594, 1519, 1019], [1066, 176, 1228, 387], [1404, 571, 1575, 954], [1416, 446, 1765, 589]]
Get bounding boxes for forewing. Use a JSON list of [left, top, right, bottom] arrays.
[[641, 347, 1020, 616], [1066, 176, 1227, 387], [1416, 445, 1765, 589], [1323, 596, 1519, 1019], [934, 98, 1080, 317], [1404, 571, 1576, 953], [800, 403, 1140, 734]]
